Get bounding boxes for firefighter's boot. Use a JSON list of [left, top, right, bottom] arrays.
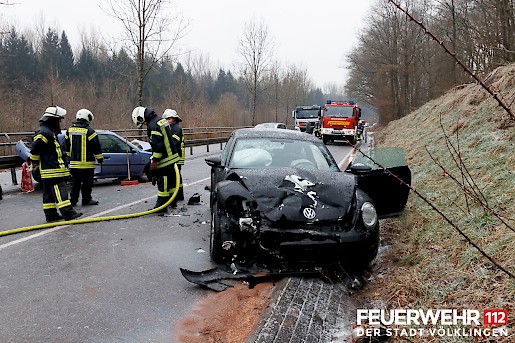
[[154, 196, 170, 214], [45, 210, 64, 223]]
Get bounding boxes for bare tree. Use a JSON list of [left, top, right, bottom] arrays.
[[105, 0, 189, 105], [236, 19, 275, 125]]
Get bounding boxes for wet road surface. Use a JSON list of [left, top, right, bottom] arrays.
[[0, 142, 357, 342]]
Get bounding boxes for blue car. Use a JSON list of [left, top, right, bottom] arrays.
[[16, 130, 152, 182]]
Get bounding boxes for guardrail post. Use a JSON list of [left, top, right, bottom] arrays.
[[10, 167, 18, 185]]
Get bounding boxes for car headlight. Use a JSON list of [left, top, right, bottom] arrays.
[[361, 202, 377, 229]]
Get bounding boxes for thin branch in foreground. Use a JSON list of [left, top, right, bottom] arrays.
[[424, 145, 514, 233], [352, 145, 514, 280], [438, 113, 489, 208]]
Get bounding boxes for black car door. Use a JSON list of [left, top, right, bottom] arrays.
[[346, 147, 411, 219]]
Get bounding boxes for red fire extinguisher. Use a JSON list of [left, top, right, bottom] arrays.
[[21, 162, 34, 193]]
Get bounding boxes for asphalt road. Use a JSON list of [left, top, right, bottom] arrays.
[[0, 142, 354, 343]]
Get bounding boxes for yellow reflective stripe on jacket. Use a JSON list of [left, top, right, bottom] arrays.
[[156, 154, 180, 168], [38, 137, 68, 178], [88, 132, 98, 140], [157, 119, 175, 167], [69, 161, 96, 169], [40, 168, 70, 179], [54, 139, 66, 168], [33, 134, 48, 144], [69, 127, 88, 134], [29, 153, 40, 161], [69, 127, 89, 163], [95, 153, 103, 160], [151, 130, 163, 137]]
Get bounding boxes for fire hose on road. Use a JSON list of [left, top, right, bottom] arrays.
[[0, 165, 180, 237]]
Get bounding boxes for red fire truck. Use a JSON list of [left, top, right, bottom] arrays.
[[320, 100, 362, 144]]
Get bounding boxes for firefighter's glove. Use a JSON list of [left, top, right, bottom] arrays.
[[30, 160, 39, 168], [151, 177, 157, 186], [150, 160, 158, 171]]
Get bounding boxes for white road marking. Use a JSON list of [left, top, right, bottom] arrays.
[[338, 149, 355, 170], [0, 176, 211, 251]]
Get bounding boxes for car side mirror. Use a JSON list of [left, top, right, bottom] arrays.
[[347, 163, 372, 174], [205, 155, 222, 168]]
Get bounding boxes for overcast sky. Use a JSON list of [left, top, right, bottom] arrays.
[[3, 0, 374, 89]]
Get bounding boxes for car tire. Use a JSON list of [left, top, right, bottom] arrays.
[[210, 202, 226, 263]]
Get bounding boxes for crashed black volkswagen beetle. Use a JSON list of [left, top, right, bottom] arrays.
[[205, 128, 410, 270]]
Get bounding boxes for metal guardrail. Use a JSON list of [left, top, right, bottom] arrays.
[[0, 126, 247, 185]]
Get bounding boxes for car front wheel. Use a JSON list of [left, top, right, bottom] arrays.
[[210, 203, 226, 263]]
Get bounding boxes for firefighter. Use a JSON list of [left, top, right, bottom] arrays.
[[314, 120, 322, 138], [132, 106, 180, 214], [305, 122, 314, 134], [65, 109, 104, 206], [357, 119, 365, 142], [29, 106, 82, 222], [162, 109, 184, 202]]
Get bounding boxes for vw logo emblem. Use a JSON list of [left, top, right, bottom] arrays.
[[303, 207, 316, 220]]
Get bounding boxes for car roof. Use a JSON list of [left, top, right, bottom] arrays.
[[96, 129, 116, 135], [233, 128, 319, 142]]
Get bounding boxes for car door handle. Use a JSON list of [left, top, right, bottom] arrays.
[[104, 156, 111, 160]]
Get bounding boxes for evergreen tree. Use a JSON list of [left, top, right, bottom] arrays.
[[76, 46, 99, 81], [2, 28, 38, 89], [108, 48, 134, 81], [40, 28, 61, 79], [58, 31, 74, 79]]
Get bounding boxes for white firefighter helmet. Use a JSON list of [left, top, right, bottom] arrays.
[[162, 108, 182, 122], [76, 108, 94, 122], [132, 106, 146, 127], [43, 106, 67, 118]]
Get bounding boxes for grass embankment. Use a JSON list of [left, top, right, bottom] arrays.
[[362, 64, 514, 342]]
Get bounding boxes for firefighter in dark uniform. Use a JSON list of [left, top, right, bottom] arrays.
[[29, 106, 82, 222], [65, 108, 104, 206], [132, 106, 180, 214], [162, 109, 184, 202]]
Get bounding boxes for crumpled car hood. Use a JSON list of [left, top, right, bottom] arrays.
[[229, 168, 356, 222]]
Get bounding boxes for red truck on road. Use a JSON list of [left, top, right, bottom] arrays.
[[321, 100, 362, 144]]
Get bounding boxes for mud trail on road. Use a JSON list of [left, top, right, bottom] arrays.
[[175, 282, 274, 343]]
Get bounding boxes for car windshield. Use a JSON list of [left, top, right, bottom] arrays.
[[229, 137, 339, 171], [324, 106, 354, 118], [295, 109, 319, 119]]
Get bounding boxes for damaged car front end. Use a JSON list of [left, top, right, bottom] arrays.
[[205, 129, 411, 272], [211, 170, 381, 270]]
